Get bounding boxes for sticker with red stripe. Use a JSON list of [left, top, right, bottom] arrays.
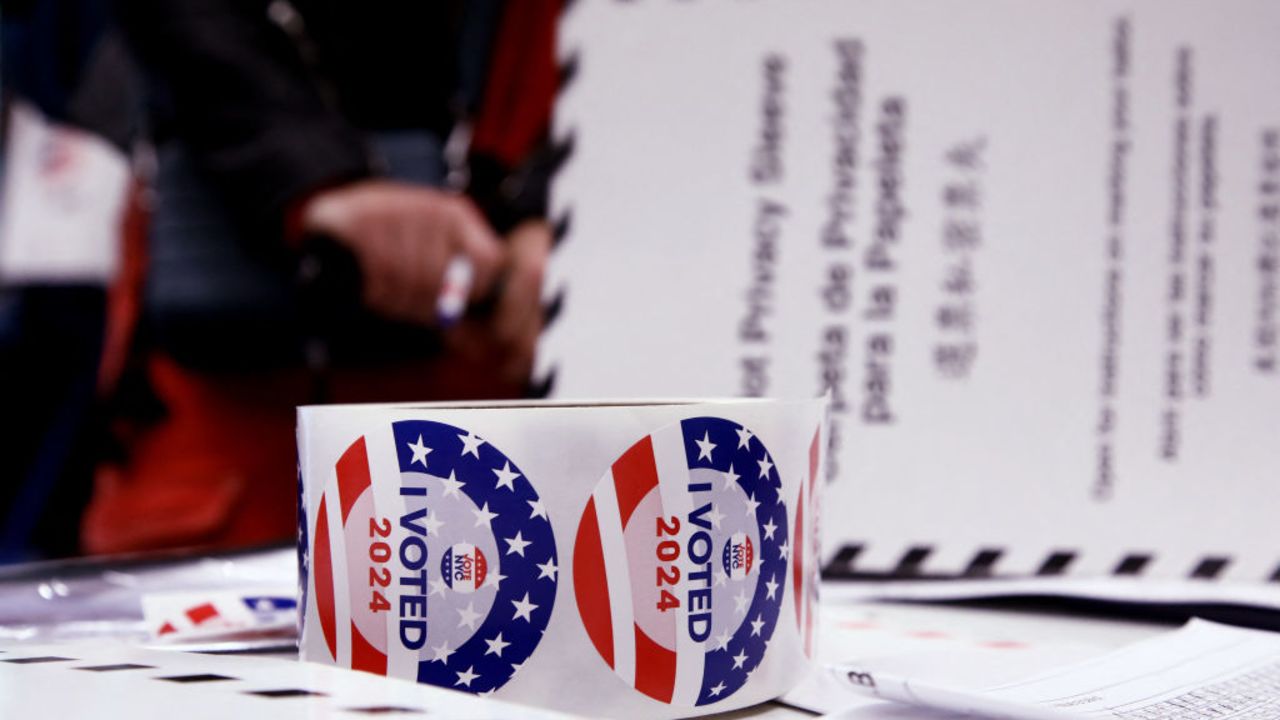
[[572, 417, 789, 708], [574, 497, 614, 668], [313, 495, 337, 660], [306, 420, 559, 696]]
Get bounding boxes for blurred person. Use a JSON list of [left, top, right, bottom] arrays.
[[83, 0, 562, 553], [0, 0, 142, 561]]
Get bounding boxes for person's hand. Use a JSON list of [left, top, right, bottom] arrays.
[[299, 180, 504, 326], [449, 219, 552, 385]]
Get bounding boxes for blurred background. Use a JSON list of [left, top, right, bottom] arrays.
[[0, 0, 563, 563]]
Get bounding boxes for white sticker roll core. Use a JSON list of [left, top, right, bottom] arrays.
[[297, 398, 826, 719]]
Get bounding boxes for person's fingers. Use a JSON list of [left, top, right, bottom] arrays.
[[484, 220, 550, 384], [300, 180, 512, 327], [403, 209, 452, 323], [355, 213, 392, 311], [500, 306, 542, 385], [493, 220, 551, 346], [446, 196, 505, 301], [299, 190, 350, 238], [366, 213, 428, 324], [385, 214, 430, 323], [361, 227, 406, 321]]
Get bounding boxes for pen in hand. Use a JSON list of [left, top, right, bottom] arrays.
[[436, 255, 474, 327]]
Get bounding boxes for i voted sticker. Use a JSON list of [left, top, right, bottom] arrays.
[[573, 417, 789, 707], [309, 420, 558, 694], [792, 427, 822, 659]]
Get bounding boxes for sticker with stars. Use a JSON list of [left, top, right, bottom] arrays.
[[391, 420, 557, 695], [573, 416, 789, 707], [307, 420, 557, 697]]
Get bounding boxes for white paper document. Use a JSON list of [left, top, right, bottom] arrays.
[[782, 601, 1120, 717], [830, 620, 1280, 719], [823, 576, 1280, 614], [0, 101, 129, 284], [545, 0, 1280, 581]]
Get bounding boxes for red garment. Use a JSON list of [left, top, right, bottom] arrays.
[[471, 0, 561, 167]]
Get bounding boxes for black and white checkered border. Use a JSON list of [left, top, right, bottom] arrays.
[[0, 652, 428, 715], [822, 543, 1279, 583], [528, 9, 580, 400]]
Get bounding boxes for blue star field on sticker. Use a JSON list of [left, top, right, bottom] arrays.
[[678, 416, 789, 706], [391, 420, 558, 694]]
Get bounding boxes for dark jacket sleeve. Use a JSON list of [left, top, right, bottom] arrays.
[[116, 0, 372, 237]]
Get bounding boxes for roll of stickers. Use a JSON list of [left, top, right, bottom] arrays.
[[297, 398, 826, 719]]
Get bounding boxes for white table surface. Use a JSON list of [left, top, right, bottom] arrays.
[[0, 596, 1181, 720]]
